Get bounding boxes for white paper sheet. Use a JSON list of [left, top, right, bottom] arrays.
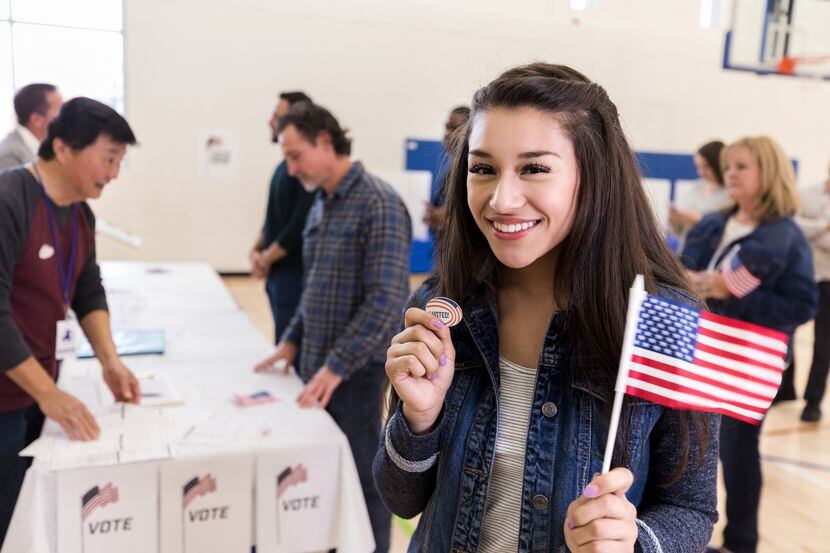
[[159, 455, 254, 553], [56, 463, 158, 553], [256, 444, 340, 553]]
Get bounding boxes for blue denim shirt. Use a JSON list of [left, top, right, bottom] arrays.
[[680, 211, 818, 334], [373, 281, 720, 553]]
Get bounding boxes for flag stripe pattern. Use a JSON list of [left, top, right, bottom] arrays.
[[624, 294, 787, 424], [183, 473, 217, 508], [81, 483, 118, 521], [277, 464, 308, 498], [720, 247, 761, 298]]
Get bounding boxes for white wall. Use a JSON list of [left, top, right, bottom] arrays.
[[91, 0, 830, 271]]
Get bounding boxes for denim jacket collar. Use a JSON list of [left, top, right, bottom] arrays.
[[457, 282, 607, 401]]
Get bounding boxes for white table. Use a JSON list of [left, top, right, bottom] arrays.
[[2, 262, 374, 553]]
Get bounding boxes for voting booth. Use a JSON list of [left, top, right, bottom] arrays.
[[2, 262, 374, 553]]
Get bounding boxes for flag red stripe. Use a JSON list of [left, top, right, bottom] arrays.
[[722, 272, 750, 298], [276, 470, 307, 497], [695, 342, 783, 373], [697, 326, 786, 360], [627, 369, 768, 414], [82, 491, 117, 520], [700, 311, 788, 342], [183, 479, 216, 507], [625, 386, 762, 425], [83, 489, 117, 518], [692, 355, 781, 388], [722, 266, 760, 298], [631, 354, 776, 402]]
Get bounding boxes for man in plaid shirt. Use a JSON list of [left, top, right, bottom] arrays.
[[255, 102, 411, 552]]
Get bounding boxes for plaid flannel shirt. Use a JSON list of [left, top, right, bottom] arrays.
[[282, 162, 412, 380]]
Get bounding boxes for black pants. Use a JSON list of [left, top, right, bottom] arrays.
[[805, 281, 830, 404], [720, 416, 765, 553], [325, 366, 391, 553], [0, 405, 44, 547]]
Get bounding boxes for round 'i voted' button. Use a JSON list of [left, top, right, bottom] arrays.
[[425, 297, 463, 327]]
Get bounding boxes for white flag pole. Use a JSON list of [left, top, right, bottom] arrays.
[[602, 274, 647, 474]]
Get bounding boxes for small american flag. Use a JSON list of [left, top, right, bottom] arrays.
[[720, 246, 761, 298], [622, 293, 787, 425], [183, 474, 217, 508], [277, 465, 308, 498], [81, 483, 119, 521]]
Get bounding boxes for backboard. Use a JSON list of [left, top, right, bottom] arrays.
[[724, 0, 830, 80]]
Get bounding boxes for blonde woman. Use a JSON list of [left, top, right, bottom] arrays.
[[681, 136, 818, 553]]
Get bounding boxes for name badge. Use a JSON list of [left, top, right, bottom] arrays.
[[55, 318, 78, 360]]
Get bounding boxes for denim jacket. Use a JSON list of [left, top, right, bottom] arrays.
[[680, 211, 818, 334], [373, 282, 720, 553]]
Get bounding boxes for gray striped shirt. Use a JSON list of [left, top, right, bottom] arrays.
[[479, 356, 538, 552]]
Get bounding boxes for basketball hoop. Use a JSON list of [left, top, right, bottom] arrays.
[[777, 54, 830, 76]]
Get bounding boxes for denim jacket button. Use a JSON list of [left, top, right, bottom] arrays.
[[532, 494, 549, 509], [542, 402, 558, 418]]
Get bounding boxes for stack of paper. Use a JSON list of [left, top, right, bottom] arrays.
[[139, 374, 184, 408]]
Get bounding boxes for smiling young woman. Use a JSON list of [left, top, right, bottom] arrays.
[[374, 63, 720, 553]]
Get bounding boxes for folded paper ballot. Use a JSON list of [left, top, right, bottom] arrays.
[[139, 374, 184, 408], [76, 329, 165, 358]]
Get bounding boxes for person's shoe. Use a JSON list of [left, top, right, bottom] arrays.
[[801, 402, 822, 422]]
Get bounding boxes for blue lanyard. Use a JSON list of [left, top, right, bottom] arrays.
[[31, 163, 78, 311]]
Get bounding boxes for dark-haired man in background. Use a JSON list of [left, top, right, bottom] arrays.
[[254, 102, 412, 552], [0, 83, 63, 170], [249, 91, 316, 344], [0, 97, 141, 545], [422, 105, 470, 231]]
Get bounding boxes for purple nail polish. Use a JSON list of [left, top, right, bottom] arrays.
[[440, 354, 446, 366], [432, 320, 444, 330], [583, 484, 598, 498], [430, 374, 437, 382], [567, 519, 574, 530]]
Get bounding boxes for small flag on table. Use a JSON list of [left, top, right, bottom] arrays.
[[602, 275, 787, 472]]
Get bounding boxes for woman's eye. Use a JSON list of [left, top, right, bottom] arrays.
[[469, 164, 494, 175], [522, 163, 551, 174]]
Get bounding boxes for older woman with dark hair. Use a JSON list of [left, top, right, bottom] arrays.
[[670, 140, 733, 245]]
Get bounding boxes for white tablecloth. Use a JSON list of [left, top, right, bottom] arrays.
[[2, 261, 374, 553]]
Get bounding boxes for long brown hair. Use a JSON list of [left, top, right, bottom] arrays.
[[437, 63, 709, 479]]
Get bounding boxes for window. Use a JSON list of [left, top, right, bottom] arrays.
[[0, 0, 124, 128]]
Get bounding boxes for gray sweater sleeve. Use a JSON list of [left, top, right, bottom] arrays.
[[372, 402, 444, 519], [634, 411, 721, 553], [0, 171, 36, 372]]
